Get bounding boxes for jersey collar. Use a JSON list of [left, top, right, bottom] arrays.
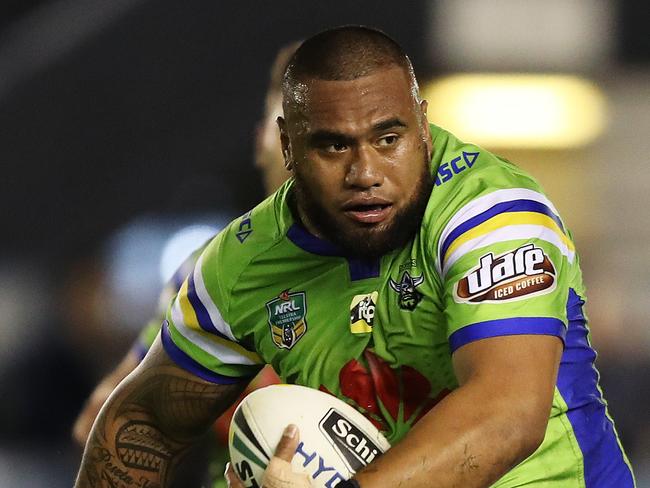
[[286, 223, 380, 281], [286, 222, 341, 256]]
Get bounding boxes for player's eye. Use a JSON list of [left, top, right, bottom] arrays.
[[324, 142, 348, 153], [377, 134, 399, 147]]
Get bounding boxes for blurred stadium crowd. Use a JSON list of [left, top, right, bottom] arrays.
[[0, 1, 648, 486]]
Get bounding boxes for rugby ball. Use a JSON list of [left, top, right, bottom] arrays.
[[228, 384, 391, 487]]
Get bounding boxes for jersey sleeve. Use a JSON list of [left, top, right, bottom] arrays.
[[162, 236, 264, 383], [437, 187, 573, 353]]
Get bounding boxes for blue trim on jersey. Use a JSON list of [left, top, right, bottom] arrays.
[[161, 321, 245, 385], [287, 223, 341, 256], [556, 289, 634, 486], [440, 199, 565, 263], [287, 223, 380, 281], [348, 258, 381, 281], [448, 317, 566, 353], [186, 271, 231, 341]]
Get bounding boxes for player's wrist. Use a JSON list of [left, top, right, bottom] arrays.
[[337, 480, 361, 488]]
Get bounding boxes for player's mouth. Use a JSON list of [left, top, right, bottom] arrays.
[[342, 198, 393, 224]]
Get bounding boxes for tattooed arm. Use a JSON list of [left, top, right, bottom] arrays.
[[75, 334, 246, 488]]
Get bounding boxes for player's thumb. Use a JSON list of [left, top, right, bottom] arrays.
[[274, 424, 300, 462]]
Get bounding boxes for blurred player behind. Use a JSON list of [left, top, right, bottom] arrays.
[[71, 42, 298, 483]]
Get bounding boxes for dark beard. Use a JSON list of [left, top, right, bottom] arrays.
[[292, 149, 434, 259]]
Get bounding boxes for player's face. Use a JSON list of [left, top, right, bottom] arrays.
[[279, 66, 433, 257]]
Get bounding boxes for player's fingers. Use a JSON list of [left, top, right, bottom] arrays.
[[72, 384, 115, 446], [72, 398, 103, 446], [71, 413, 91, 446], [263, 458, 312, 488], [224, 462, 245, 488], [274, 424, 300, 462]]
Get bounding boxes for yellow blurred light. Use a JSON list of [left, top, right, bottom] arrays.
[[422, 74, 607, 149]]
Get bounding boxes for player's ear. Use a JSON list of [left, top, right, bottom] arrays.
[[419, 99, 433, 158], [277, 116, 293, 171]]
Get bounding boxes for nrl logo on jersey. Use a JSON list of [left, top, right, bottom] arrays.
[[389, 271, 424, 311], [266, 290, 307, 349], [455, 244, 556, 304]]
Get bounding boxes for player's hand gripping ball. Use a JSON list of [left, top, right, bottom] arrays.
[[228, 384, 391, 488], [226, 424, 311, 488]]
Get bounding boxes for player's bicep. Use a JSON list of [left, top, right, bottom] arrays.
[[452, 333, 563, 389], [452, 334, 563, 433], [129, 333, 248, 440], [78, 335, 246, 484]]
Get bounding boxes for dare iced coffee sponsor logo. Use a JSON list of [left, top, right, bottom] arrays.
[[455, 244, 556, 303]]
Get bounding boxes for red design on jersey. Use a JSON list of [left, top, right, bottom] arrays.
[[323, 350, 450, 433], [364, 350, 400, 421], [401, 366, 450, 423]]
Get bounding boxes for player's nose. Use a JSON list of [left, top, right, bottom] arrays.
[[345, 145, 384, 189]]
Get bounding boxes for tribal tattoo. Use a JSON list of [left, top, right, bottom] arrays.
[[116, 421, 173, 472], [75, 354, 245, 488]]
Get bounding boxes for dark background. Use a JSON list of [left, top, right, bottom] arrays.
[[0, 1, 648, 486], [0, 0, 430, 266]]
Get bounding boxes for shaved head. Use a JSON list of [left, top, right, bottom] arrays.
[[276, 25, 433, 259], [282, 26, 420, 117]]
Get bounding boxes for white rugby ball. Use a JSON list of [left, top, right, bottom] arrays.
[[228, 384, 391, 488]]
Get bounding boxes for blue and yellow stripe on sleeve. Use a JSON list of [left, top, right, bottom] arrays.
[[163, 252, 263, 383], [438, 188, 575, 276]]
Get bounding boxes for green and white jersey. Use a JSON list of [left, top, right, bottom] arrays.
[[162, 125, 634, 487]]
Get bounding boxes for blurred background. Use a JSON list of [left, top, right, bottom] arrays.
[[0, 0, 648, 486]]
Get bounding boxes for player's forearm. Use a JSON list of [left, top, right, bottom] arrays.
[[354, 381, 547, 488]]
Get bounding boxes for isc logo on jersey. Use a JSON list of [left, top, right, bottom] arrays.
[[454, 244, 556, 303], [318, 409, 384, 472]]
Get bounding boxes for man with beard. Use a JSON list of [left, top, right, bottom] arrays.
[[75, 26, 635, 488]]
